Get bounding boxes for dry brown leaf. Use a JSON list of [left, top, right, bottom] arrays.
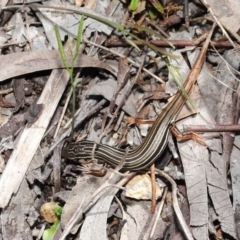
[[84, 0, 97, 9], [13, 78, 25, 112], [0, 50, 117, 82], [0, 95, 13, 108], [75, 0, 84, 7], [201, 0, 240, 42], [125, 173, 163, 200], [40, 202, 59, 223], [87, 79, 138, 116]]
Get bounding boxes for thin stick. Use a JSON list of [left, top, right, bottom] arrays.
[[184, 124, 240, 132], [155, 169, 193, 240], [149, 187, 168, 239], [44, 99, 107, 158], [184, 0, 189, 29], [53, 71, 81, 138], [84, 38, 164, 83], [0, 88, 13, 95], [59, 172, 136, 240], [150, 164, 156, 213], [106, 39, 232, 48]]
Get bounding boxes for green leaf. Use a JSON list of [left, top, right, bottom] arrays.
[[149, 0, 164, 13], [43, 220, 60, 240], [130, 0, 139, 11], [53, 204, 63, 217], [148, 7, 158, 19]]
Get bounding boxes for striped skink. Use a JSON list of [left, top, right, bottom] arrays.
[[65, 25, 215, 171]]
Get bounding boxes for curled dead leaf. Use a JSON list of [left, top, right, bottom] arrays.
[[40, 202, 60, 223]]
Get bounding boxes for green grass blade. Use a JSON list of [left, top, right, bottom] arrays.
[[124, 36, 141, 51], [127, 24, 175, 49], [9, 5, 177, 58], [167, 64, 197, 112], [54, 24, 68, 69], [149, 0, 164, 13], [126, 30, 178, 57], [73, 16, 84, 62], [148, 7, 158, 19]]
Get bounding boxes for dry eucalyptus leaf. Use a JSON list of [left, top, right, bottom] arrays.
[[27, 26, 51, 50], [84, 0, 97, 9], [231, 145, 240, 213], [0, 50, 117, 82], [201, 0, 240, 41], [0, 50, 72, 208], [61, 173, 122, 239], [0, 30, 7, 45], [11, 12, 26, 43], [61, 175, 102, 228], [175, 85, 232, 238], [206, 152, 236, 238], [0, 95, 13, 108], [108, 57, 130, 113], [1, 179, 39, 239], [139, 124, 150, 137], [25, 103, 43, 124], [36, 1, 115, 49], [0, 154, 5, 173], [79, 176, 122, 239], [121, 195, 167, 239], [87, 79, 137, 116], [117, 57, 130, 85], [178, 141, 209, 239], [0, 114, 25, 139], [125, 173, 163, 200], [38, 3, 114, 44], [13, 78, 25, 112], [75, 0, 84, 7]]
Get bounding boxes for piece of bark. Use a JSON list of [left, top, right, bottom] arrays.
[[0, 41, 74, 208]]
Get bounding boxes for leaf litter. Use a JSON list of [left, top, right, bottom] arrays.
[[0, 0, 240, 239]]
